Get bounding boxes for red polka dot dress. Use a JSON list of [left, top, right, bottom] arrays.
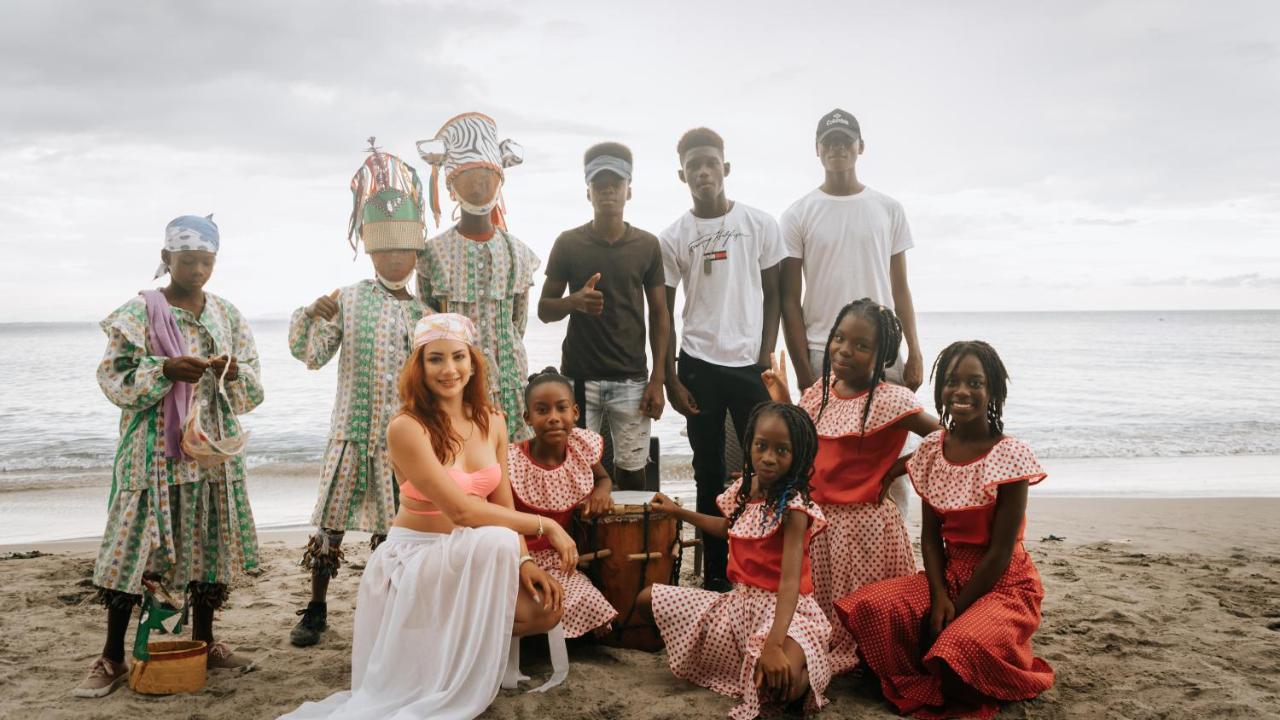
[[650, 479, 833, 720], [509, 428, 618, 638], [835, 431, 1054, 719], [799, 380, 921, 675]]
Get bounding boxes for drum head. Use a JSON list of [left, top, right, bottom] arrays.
[[610, 490, 655, 506]]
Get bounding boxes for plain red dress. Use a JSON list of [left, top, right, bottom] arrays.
[[509, 428, 617, 637], [799, 380, 921, 674], [835, 431, 1054, 719]]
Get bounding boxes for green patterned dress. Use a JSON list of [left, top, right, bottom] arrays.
[[417, 226, 539, 442], [93, 294, 263, 595], [288, 280, 429, 534]]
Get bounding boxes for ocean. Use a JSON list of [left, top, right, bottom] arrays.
[[1, 309, 1278, 486]]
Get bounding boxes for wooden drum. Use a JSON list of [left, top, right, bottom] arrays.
[[575, 491, 685, 651]]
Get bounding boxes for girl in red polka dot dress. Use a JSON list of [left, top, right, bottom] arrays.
[[835, 341, 1054, 719], [763, 298, 940, 674], [508, 368, 618, 638], [635, 402, 832, 720]]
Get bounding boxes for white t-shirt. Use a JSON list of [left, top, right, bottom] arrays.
[[780, 187, 914, 352], [660, 202, 786, 367]]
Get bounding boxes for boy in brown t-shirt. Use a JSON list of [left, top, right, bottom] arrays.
[[538, 142, 670, 490]]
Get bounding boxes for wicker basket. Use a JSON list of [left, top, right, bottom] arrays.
[[128, 640, 208, 695]]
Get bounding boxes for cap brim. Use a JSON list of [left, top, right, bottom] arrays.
[[817, 127, 859, 143], [585, 167, 631, 183]]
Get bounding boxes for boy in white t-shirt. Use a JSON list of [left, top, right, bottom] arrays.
[[779, 108, 924, 393], [779, 109, 925, 515], [660, 127, 785, 591]]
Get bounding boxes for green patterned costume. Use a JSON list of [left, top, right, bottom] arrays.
[[288, 280, 429, 534], [416, 226, 539, 442], [92, 294, 263, 596]]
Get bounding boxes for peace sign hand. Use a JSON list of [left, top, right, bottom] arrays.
[[760, 351, 791, 403]]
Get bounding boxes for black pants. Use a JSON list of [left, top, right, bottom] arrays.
[[677, 352, 771, 583]]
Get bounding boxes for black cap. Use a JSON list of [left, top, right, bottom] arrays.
[[816, 109, 860, 143]]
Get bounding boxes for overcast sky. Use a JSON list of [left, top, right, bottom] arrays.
[[2, 0, 1277, 322]]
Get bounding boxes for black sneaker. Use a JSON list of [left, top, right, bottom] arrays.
[[290, 601, 327, 647]]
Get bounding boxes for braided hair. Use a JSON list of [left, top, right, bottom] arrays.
[[726, 402, 819, 532], [524, 366, 573, 405], [930, 341, 1009, 436], [817, 298, 903, 433]]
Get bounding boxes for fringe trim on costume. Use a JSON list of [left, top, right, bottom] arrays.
[[187, 581, 230, 610], [93, 587, 142, 611], [300, 531, 345, 578], [370, 534, 387, 552]]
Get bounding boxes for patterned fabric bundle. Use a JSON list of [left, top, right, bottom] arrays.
[[416, 112, 523, 228], [348, 141, 426, 255]]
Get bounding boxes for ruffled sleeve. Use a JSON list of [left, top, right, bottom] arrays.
[[96, 297, 173, 412], [416, 235, 458, 306], [287, 290, 345, 370], [508, 232, 540, 292], [905, 430, 944, 503], [215, 297, 264, 416], [797, 382, 824, 421], [785, 492, 828, 542], [801, 381, 923, 437], [979, 437, 1047, 492], [507, 432, 598, 512], [568, 428, 604, 468], [722, 483, 827, 542], [715, 476, 746, 518], [909, 433, 1045, 511]]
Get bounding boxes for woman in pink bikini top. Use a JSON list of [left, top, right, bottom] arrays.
[[281, 313, 581, 720], [387, 313, 578, 617]]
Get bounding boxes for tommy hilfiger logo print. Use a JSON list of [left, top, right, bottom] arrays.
[[691, 228, 746, 275]]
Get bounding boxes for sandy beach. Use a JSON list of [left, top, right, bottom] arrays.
[[2, 481, 1278, 719]]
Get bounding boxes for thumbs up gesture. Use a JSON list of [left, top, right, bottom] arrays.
[[568, 273, 605, 316]]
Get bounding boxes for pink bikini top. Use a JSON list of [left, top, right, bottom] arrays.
[[399, 464, 502, 516]]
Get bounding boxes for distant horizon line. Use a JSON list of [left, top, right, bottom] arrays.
[[4, 307, 1279, 326]]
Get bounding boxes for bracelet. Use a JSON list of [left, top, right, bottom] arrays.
[[518, 554, 535, 568]]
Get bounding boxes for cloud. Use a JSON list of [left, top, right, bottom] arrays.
[[0, 0, 521, 157], [2, 0, 1279, 320], [1072, 217, 1139, 227], [1133, 273, 1280, 289]]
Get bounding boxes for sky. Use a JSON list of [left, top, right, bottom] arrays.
[[1, 0, 1277, 322]]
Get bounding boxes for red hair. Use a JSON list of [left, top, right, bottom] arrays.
[[397, 344, 494, 463]]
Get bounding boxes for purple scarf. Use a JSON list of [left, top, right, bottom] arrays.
[[140, 290, 192, 461]]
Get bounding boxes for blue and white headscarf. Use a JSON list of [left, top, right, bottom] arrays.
[[154, 214, 220, 279]]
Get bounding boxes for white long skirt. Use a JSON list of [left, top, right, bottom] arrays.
[[280, 525, 520, 720]]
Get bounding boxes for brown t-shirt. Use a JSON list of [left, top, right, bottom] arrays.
[[545, 222, 664, 380]]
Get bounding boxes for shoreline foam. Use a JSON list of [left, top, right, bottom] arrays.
[[1, 454, 1277, 547]]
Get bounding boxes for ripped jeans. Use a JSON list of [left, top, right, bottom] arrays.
[[577, 378, 652, 474]]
